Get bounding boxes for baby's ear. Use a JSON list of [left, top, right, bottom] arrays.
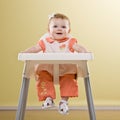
[[48, 28, 50, 32], [68, 29, 71, 33]]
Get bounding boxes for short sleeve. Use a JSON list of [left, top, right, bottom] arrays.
[[69, 38, 77, 52], [38, 40, 45, 52]]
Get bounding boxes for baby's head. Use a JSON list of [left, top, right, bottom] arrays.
[[48, 13, 71, 41]]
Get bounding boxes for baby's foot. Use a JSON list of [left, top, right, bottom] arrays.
[[58, 100, 69, 115], [42, 97, 55, 109]]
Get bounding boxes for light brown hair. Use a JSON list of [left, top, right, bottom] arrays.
[[48, 13, 70, 26]]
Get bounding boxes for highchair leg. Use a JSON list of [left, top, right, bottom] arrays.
[[84, 76, 96, 120], [16, 77, 30, 120], [16, 61, 34, 120]]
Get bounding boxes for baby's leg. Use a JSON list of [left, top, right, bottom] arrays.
[[59, 74, 78, 98], [59, 74, 78, 114], [35, 69, 56, 101]]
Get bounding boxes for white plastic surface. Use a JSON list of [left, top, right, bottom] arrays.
[[18, 53, 94, 61]]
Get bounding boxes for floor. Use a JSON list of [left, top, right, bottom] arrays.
[[0, 110, 120, 120]]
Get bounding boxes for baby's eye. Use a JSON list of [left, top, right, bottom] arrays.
[[53, 25, 58, 28], [62, 26, 66, 28]]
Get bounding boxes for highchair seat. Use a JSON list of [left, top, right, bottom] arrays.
[[18, 52, 93, 84]]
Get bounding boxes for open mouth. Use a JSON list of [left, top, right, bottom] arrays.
[[56, 33, 63, 35]]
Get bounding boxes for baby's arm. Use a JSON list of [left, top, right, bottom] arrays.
[[21, 44, 42, 53], [73, 43, 88, 53]]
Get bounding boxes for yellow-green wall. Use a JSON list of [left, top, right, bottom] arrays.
[[0, 0, 120, 106]]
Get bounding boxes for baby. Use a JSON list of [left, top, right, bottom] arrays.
[[22, 13, 87, 115]]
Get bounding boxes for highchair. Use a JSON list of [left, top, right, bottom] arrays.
[[16, 53, 96, 120], [16, 52, 96, 120]]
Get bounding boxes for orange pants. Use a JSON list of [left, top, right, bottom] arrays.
[[35, 70, 78, 101]]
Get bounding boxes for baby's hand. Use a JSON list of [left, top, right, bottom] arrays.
[[73, 43, 88, 53]]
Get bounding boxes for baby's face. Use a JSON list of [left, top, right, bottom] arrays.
[[48, 18, 70, 40]]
